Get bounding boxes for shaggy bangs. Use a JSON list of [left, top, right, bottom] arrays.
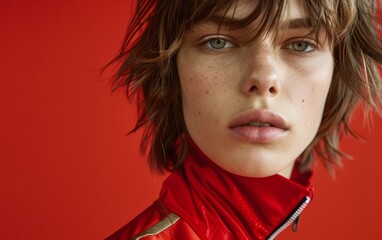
[[189, 0, 341, 49]]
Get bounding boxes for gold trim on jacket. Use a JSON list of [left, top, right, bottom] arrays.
[[133, 213, 181, 239]]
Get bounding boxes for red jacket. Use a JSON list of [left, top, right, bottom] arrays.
[[106, 141, 314, 240]]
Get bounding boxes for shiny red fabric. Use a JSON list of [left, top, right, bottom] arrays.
[[106, 141, 313, 240]]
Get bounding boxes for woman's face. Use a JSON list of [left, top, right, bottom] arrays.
[[177, 0, 334, 178]]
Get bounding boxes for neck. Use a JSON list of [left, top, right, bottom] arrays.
[[278, 160, 295, 178], [159, 140, 314, 239]]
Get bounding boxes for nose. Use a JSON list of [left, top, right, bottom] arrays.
[[241, 44, 280, 97]]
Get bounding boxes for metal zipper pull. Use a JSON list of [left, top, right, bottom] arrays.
[[292, 216, 300, 232], [267, 196, 311, 240]]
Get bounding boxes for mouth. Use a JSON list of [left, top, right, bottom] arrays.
[[229, 109, 288, 130], [246, 122, 273, 127], [229, 109, 288, 143]]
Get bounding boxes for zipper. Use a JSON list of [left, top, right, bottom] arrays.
[[266, 196, 311, 240]]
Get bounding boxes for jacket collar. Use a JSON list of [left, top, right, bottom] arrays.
[[160, 140, 314, 239]]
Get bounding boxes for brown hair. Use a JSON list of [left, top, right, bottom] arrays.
[[107, 0, 382, 173]]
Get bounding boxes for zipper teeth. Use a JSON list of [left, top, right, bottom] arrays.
[[267, 196, 311, 240]]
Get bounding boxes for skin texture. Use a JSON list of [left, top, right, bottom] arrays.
[[177, 0, 334, 178]]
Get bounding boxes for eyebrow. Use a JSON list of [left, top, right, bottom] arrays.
[[280, 18, 314, 29], [204, 16, 314, 30]]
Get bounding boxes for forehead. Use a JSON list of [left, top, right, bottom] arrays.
[[179, 0, 337, 46], [192, 0, 314, 44], [214, 0, 306, 22], [222, 0, 258, 19]]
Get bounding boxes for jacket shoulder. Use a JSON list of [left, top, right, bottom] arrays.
[[105, 201, 200, 240], [132, 212, 180, 239]]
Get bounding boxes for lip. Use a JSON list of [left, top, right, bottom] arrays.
[[229, 109, 289, 143]]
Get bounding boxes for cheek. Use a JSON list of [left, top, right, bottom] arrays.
[[179, 68, 216, 135], [292, 55, 333, 106], [179, 58, 228, 110], [295, 65, 333, 135], [179, 59, 236, 141]]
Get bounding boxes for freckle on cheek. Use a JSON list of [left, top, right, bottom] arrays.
[[205, 90, 209, 95], [302, 99, 305, 103]]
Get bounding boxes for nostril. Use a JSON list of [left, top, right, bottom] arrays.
[[247, 85, 278, 95], [269, 86, 276, 94], [249, 85, 258, 92]]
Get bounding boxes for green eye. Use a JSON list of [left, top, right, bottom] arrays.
[[290, 41, 314, 52], [207, 38, 233, 49]]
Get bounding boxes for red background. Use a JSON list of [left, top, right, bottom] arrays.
[[0, 0, 381, 239]]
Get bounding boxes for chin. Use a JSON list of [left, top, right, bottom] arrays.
[[230, 152, 297, 178], [220, 161, 290, 178]]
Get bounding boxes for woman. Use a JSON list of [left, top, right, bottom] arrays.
[[106, 0, 382, 239]]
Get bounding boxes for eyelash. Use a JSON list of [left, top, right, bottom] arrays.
[[283, 39, 318, 53], [201, 37, 235, 51], [200, 36, 318, 54]]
